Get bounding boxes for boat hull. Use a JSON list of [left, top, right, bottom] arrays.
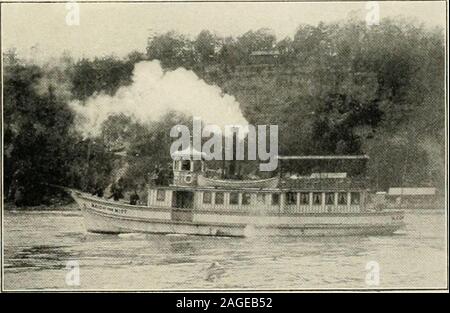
[[72, 192, 405, 237]]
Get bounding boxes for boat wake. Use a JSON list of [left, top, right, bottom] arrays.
[[118, 233, 147, 239]]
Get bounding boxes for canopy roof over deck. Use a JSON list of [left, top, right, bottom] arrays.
[[277, 155, 370, 160], [388, 187, 436, 196], [171, 147, 207, 160], [276, 155, 370, 178]]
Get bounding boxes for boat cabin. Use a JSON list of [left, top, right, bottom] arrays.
[[148, 186, 366, 214], [148, 152, 369, 214]]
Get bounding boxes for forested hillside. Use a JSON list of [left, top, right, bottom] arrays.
[[3, 19, 445, 205]]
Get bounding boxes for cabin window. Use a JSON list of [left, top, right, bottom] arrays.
[[338, 192, 348, 205], [272, 194, 280, 205], [257, 193, 266, 204], [300, 192, 310, 205], [230, 192, 239, 205], [351, 192, 360, 205], [286, 192, 297, 205], [203, 192, 212, 204], [156, 190, 165, 201], [181, 160, 191, 171], [242, 193, 251, 205], [215, 192, 224, 205], [313, 193, 322, 205], [325, 192, 335, 205]]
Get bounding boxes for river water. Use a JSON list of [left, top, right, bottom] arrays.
[[3, 208, 447, 290]]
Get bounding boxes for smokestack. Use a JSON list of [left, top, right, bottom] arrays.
[[225, 127, 239, 178], [221, 141, 226, 179]]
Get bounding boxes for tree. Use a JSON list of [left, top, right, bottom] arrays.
[[195, 30, 219, 65], [3, 18, 445, 207], [146, 31, 195, 69], [69, 56, 134, 101], [276, 37, 294, 64], [4, 62, 77, 205]]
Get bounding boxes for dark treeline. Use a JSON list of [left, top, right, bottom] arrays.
[[3, 19, 445, 206]]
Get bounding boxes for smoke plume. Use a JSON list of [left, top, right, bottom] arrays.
[[70, 60, 248, 137]]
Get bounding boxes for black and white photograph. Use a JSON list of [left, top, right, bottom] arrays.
[[1, 0, 447, 292]]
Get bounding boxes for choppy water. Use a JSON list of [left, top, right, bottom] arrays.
[[3, 208, 447, 290]]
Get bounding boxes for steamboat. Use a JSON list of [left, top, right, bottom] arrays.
[[71, 149, 405, 237]]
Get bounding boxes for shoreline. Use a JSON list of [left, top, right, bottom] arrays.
[[3, 201, 79, 212]]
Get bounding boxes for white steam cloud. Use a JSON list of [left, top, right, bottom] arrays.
[[70, 60, 248, 137]]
